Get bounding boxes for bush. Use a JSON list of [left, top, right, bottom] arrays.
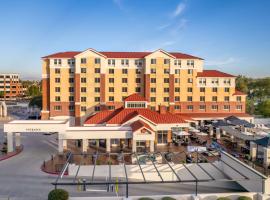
[[48, 189, 69, 200], [162, 197, 176, 200], [138, 198, 154, 200], [216, 198, 231, 200], [238, 197, 252, 200]]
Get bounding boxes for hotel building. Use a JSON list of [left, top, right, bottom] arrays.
[[41, 48, 249, 126], [0, 73, 24, 100]]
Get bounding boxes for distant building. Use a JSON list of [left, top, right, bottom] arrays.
[[0, 73, 24, 100]]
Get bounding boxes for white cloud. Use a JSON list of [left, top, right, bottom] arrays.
[[157, 23, 172, 30], [170, 18, 188, 35], [171, 1, 186, 18], [161, 41, 176, 47], [205, 57, 237, 66], [113, 0, 125, 10]]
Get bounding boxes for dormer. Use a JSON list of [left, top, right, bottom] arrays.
[[124, 93, 148, 108]]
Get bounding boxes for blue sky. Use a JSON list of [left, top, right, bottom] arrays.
[[0, 0, 269, 80]]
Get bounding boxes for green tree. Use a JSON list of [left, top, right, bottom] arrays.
[[29, 95, 42, 109], [0, 91, 4, 98], [257, 100, 270, 117], [26, 84, 41, 97], [246, 99, 255, 115], [236, 75, 249, 94]]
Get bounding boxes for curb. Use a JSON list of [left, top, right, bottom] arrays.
[[41, 164, 68, 176], [0, 145, 24, 162]]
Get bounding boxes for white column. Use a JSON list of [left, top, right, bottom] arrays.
[[150, 140, 154, 152], [7, 132, 14, 153], [263, 147, 270, 167], [222, 129, 226, 136], [96, 140, 99, 148], [132, 139, 136, 152], [216, 128, 221, 139], [63, 139, 67, 150], [106, 139, 111, 152], [15, 132, 21, 147], [209, 126, 213, 136], [58, 139, 63, 153], [82, 139, 88, 152], [250, 142, 257, 161]]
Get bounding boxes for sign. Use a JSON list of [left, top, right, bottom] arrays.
[[187, 146, 207, 152], [25, 128, 42, 132]]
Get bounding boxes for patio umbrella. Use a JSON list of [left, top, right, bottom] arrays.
[[189, 128, 200, 133], [173, 131, 190, 136], [195, 132, 208, 136]]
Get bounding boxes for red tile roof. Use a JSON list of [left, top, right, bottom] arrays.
[[178, 113, 251, 119], [197, 70, 235, 77], [130, 120, 154, 132], [84, 107, 187, 125], [42, 50, 203, 60], [233, 90, 247, 96], [124, 93, 147, 102]]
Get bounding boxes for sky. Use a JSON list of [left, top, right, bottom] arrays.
[[0, 0, 270, 80]]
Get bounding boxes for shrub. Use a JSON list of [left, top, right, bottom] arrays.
[[216, 198, 231, 200], [162, 197, 176, 200], [138, 198, 154, 200], [48, 189, 69, 200], [238, 197, 252, 200]]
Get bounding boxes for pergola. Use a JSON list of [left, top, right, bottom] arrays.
[[53, 150, 266, 197]]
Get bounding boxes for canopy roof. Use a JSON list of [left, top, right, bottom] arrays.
[[253, 137, 270, 147]]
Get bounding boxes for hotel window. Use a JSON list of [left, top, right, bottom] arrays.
[[236, 105, 242, 110], [81, 68, 87, 73], [95, 97, 100, 102], [150, 68, 156, 74], [109, 87, 114, 92], [150, 97, 156, 102], [54, 59, 57, 65], [187, 60, 194, 66], [109, 69, 114, 74], [69, 105, 74, 111], [55, 78, 60, 83], [136, 78, 141, 83], [200, 96, 205, 102], [151, 78, 156, 83], [175, 69, 180, 74], [174, 105, 180, 110], [55, 96, 61, 101], [224, 96, 230, 102], [164, 59, 170, 64], [174, 59, 181, 66], [81, 58, 87, 64], [95, 87, 100, 92], [81, 106, 86, 112], [121, 59, 129, 65], [151, 88, 156, 92], [95, 106, 100, 112], [135, 87, 141, 92], [55, 87, 60, 92], [109, 78, 114, 83], [81, 97, 86, 102], [212, 96, 217, 102], [81, 87, 86, 92], [108, 106, 115, 110], [151, 59, 156, 64], [211, 79, 219, 84], [164, 97, 169, 102], [200, 87, 205, 92], [187, 87, 193, 92], [55, 68, 60, 74], [175, 78, 180, 83], [164, 78, 169, 83], [199, 78, 206, 84], [175, 87, 180, 92], [122, 78, 128, 83], [150, 106, 156, 111], [187, 105, 193, 110], [212, 87, 218, 92], [212, 105, 218, 110], [187, 78, 193, 83], [224, 105, 230, 110], [69, 68, 74, 74], [95, 58, 100, 64], [109, 96, 114, 101], [122, 69, 128, 74], [69, 96, 74, 102], [68, 59, 75, 65], [188, 69, 193, 74], [224, 87, 230, 92], [122, 87, 128, 92], [69, 78, 74, 83], [164, 69, 170, 74], [54, 106, 62, 111], [175, 96, 180, 101], [187, 96, 193, 102], [164, 88, 169, 93], [199, 105, 206, 110], [81, 78, 87, 83], [95, 68, 100, 73], [237, 96, 242, 102], [108, 59, 115, 65], [69, 87, 74, 92], [95, 78, 100, 83], [136, 69, 141, 74]]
